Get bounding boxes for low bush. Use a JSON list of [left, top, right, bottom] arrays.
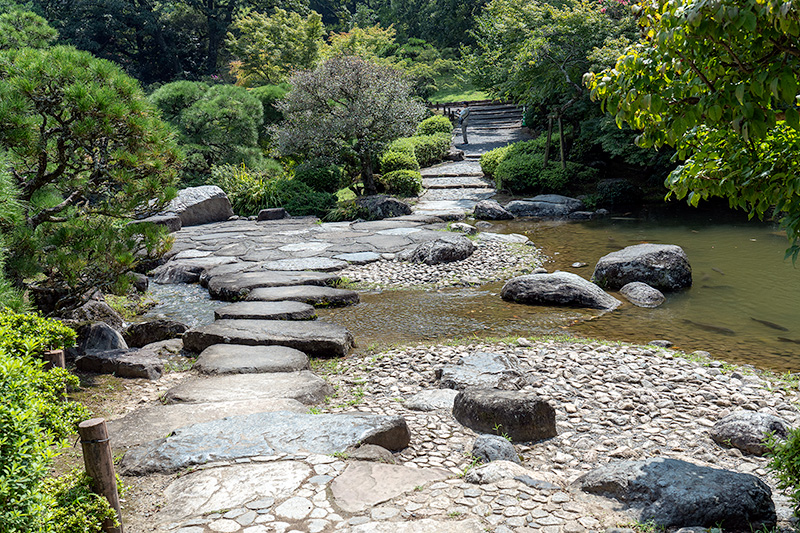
[[0, 309, 76, 355], [379, 150, 419, 173], [42, 470, 120, 533], [768, 429, 800, 514], [410, 133, 450, 167], [323, 200, 371, 222], [209, 163, 284, 216], [416, 114, 453, 136], [379, 169, 423, 197], [293, 160, 344, 194], [386, 137, 416, 156], [480, 145, 511, 178], [276, 180, 337, 217]]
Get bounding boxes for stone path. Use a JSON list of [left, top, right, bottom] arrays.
[[414, 102, 530, 219]]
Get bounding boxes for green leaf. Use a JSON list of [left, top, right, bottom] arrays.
[[735, 84, 746, 105], [708, 104, 723, 121], [786, 108, 800, 131]]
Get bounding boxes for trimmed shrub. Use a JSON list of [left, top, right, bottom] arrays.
[[42, 470, 119, 533], [294, 160, 344, 194], [249, 83, 290, 126], [386, 137, 416, 156], [495, 155, 596, 195], [0, 310, 76, 354], [276, 180, 336, 217], [379, 150, 419, 173], [379, 169, 423, 197], [416, 114, 453, 136], [410, 133, 450, 167], [480, 145, 511, 178]]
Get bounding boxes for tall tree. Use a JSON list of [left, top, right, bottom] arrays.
[[274, 55, 425, 195], [587, 0, 800, 259]]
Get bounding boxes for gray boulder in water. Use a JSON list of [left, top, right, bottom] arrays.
[[501, 271, 621, 310], [408, 234, 475, 265], [592, 243, 692, 291], [619, 281, 665, 308]]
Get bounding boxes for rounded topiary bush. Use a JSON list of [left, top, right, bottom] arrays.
[[379, 169, 423, 197], [380, 150, 420, 173], [416, 114, 453, 136], [293, 160, 344, 194], [410, 133, 451, 167], [387, 137, 416, 156], [480, 145, 510, 179]]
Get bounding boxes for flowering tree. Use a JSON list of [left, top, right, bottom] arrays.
[[274, 55, 425, 195]]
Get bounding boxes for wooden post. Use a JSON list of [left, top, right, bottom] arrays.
[[558, 115, 566, 170], [79, 418, 123, 533], [44, 349, 65, 370]]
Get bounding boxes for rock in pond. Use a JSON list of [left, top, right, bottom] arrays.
[[76, 348, 163, 380], [122, 319, 188, 348], [505, 194, 584, 218], [501, 271, 621, 310], [710, 410, 790, 456], [473, 199, 513, 220], [207, 271, 339, 301], [436, 351, 527, 390], [471, 434, 520, 464], [453, 388, 557, 442], [165, 185, 234, 227], [246, 285, 359, 307], [183, 319, 354, 357], [408, 234, 475, 265], [213, 301, 317, 321], [619, 281, 665, 308], [592, 243, 692, 291], [119, 411, 410, 475], [193, 344, 310, 374], [162, 371, 332, 405], [576, 457, 776, 530]]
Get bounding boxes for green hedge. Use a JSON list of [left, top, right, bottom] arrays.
[[410, 133, 450, 167], [480, 145, 511, 178], [416, 114, 452, 136], [379, 169, 423, 197], [379, 150, 419, 173], [386, 137, 416, 156], [293, 160, 343, 194]]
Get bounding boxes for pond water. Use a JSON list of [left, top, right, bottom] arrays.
[[146, 206, 800, 372]]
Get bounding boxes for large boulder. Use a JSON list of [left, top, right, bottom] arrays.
[[77, 322, 128, 354], [501, 272, 621, 310], [505, 195, 584, 218], [68, 299, 124, 330], [619, 282, 665, 308], [576, 458, 776, 530], [123, 319, 188, 348], [76, 349, 163, 380], [165, 185, 234, 227], [452, 388, 557, 442], [408, 234, 475, 265], [710, 411, 790, 456], [592, 243, 692, 291], [356, 195, 412, 220], [473, 200, 513, 220]]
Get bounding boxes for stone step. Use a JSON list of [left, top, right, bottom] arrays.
[[194, 344, 310, 375], [422, 178, 494, 190], [207, 271, 339, 301], [214, 300, 317, 321], [246, 285, 360, 307], [162, 371, 333, 405], [119, 411, 411, 475], [183, 319, 355, 357]]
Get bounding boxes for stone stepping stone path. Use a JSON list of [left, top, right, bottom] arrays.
[[213, 300, 317, 320], [193, 344, 310, 374], [162, 371, 332, 405], [246, 285, 360, 307], [183, 319, 354, 357], [207, 270, 340, 301], [119, 411, 410, 475]]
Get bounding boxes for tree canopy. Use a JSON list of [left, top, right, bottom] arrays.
[[586, 0, 800, 259]]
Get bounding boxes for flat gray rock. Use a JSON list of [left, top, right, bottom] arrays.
[[119, 411, 410, 475], [194, 344, 310, 374], [165, 185, 234, 227], [710, 410, 790, 456], [505, 195, 584, 218], [436, 352, 527, 390], [453, 388, 557, 442], [108, 398, 306, 448], [75, 348, 163, 380], [501, 271, 622, 310], [183, 319, 354, 357], [333, 252, 382, 265], [207, 271, 339, 301], [162, 371, 333, 405], [405, 389, 460, 411], [214, 301, 317, 321], [620, 281, 665, 308], [246, 285, 360, 307], [258, 257, 349, 272]]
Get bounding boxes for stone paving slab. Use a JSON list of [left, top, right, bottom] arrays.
[[120, 412, 410, 475], [333, 252, 382, 265], [246, 285, 360, 307], [207, 271, 339, 301], [213, 301, 317, 321], [420, 160, 483, 177], [256, 257, 349, 272], [108, 398, 306, 448], [194, 344, 310, 374], [330, 462, 451, 513], [162, 371, 333, 405], [348, 519, 486, 533]]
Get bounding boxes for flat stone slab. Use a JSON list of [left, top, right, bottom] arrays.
[[436, 352, 527, 390], [162, 371, 333, 404], [75, 349, 163, 380], [157, 461, 312, 522], [258, 257, 349, 272], [405, 389, 460, 411], [120, 412, 410, 475], [214, 301, 317, 321], [182, 319, 354, 357], [194, 344, 310, 374], [330, 462, 451, 513], [333, 252, 382, 265], [246, 285, 360, 307], [350, 519, 485, 533], [207, 271, 339, 301], [107, 398, 306, 448]]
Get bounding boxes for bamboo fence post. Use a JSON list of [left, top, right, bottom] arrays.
[[78, 418, 123, 533]]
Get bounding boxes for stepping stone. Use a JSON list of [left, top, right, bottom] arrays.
[[330, 462, 450, 513], [405, 389, 460, 411], [119, 411, 410, 475], [246, 285, 359, 307], [258, 257, 348, 272], [453, 388, 557, 442], [207, 271, 339, 301], [157, 461, 312, 522], [350, 519, 485, 533], [75, 349, 163, 380], [183, 319, 354, 357], [214, 301, 317, 321], [194, 344, 310, 374], [162, 371, 333, 405], [107, 398, 307, 448], [333, 252, 382, 265]]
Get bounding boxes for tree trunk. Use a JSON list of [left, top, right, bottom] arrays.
[[558, 116, 566, 170], [362, 154, 377, 196], [543, 116, 554, 167]]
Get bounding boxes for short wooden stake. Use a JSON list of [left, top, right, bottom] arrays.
[[44, 349, 65, 370], [78, 418, 123, 533]]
